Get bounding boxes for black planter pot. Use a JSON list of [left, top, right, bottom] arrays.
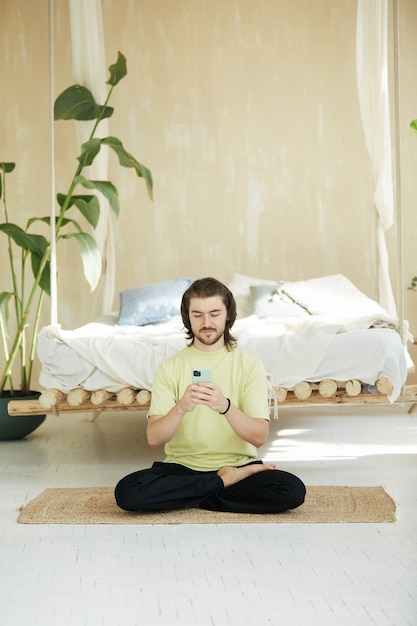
[[0, 391, 46, 441]]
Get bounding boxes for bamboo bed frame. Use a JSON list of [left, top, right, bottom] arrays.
[[8, 378, 417, 417]]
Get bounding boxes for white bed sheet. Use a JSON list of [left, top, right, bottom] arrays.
[[37, 313, 408, 403]]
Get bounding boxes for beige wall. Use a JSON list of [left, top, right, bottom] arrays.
[[1, 0, 417, 348]]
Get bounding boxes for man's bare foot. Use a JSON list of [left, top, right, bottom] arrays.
[[217, 463, 276, 488]]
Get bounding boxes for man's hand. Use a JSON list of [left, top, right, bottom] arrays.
[[192, 382, 269, 448], [147, 384, 197, 448], [191, 382, 227, 413], [177, 384, 201, 413]]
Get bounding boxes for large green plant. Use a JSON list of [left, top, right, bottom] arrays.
[[0, 52, 153, 397]]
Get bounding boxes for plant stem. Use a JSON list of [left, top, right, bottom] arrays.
[[26, 290, 45, 392], [0, 317, 14, 393], [0, 245, 50, 395], [3, 174, 22, 329]]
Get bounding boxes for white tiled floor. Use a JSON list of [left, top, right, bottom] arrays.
[[1, 404, 416, 626]]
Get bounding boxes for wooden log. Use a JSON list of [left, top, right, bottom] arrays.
[[293, 381, 312, 400], [8, 397, 150, 415], [67, 388, 91, 406], [7, 383, 417, 415], [38, 388, 66, 409], [318, 379, 337, 398], [136, 389, 151, 405], [276, 387, 288, 403], [117, 387, 137, 405], [345, 379, 362, 397], [376, 377, 393, 397], [276, 385, 416, 407], [91, 390, 114, 405]]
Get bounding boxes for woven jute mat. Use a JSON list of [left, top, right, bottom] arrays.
[[17, 486, 396, 525]]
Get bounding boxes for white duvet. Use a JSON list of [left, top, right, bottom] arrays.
[[37, 274, 411, 403], [37, 313, 408, 403]]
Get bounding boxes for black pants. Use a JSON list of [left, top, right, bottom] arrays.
[[114, 461, 306, 514]]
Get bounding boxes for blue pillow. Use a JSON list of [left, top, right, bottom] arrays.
[[249, 284, 310, 318], [117, 278, 193, 326]]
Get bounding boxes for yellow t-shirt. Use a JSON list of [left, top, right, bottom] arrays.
[[148, 345, 270, 471]]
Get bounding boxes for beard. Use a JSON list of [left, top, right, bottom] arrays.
[[193, 326, 225, 346]]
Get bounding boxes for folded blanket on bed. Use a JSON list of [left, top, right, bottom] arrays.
[[235, 317, 341, 387]]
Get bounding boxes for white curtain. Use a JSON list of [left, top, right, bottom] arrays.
[[356, 0, 397, 316], [69, 0, 116, 316]]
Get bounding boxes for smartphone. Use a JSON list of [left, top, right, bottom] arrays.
[[192, 368, 212, 384]]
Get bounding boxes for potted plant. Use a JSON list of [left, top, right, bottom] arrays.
[[0, 52, 153, 440]]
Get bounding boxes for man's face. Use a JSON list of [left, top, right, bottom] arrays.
[[188, 295, 228, 350]]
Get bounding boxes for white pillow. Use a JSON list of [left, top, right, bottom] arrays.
[[228, 273, 278, 318], [249, 284, 310, 319], [280, 274, 390, 322]]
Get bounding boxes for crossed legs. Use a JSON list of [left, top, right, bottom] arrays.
[[115, 461, 306, 514]]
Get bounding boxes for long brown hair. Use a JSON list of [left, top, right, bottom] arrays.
[[181, 277, 237, 350]]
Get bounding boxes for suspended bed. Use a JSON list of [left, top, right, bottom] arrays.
[[8, 273, 415, 419], [7, 0, 416, 420]]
